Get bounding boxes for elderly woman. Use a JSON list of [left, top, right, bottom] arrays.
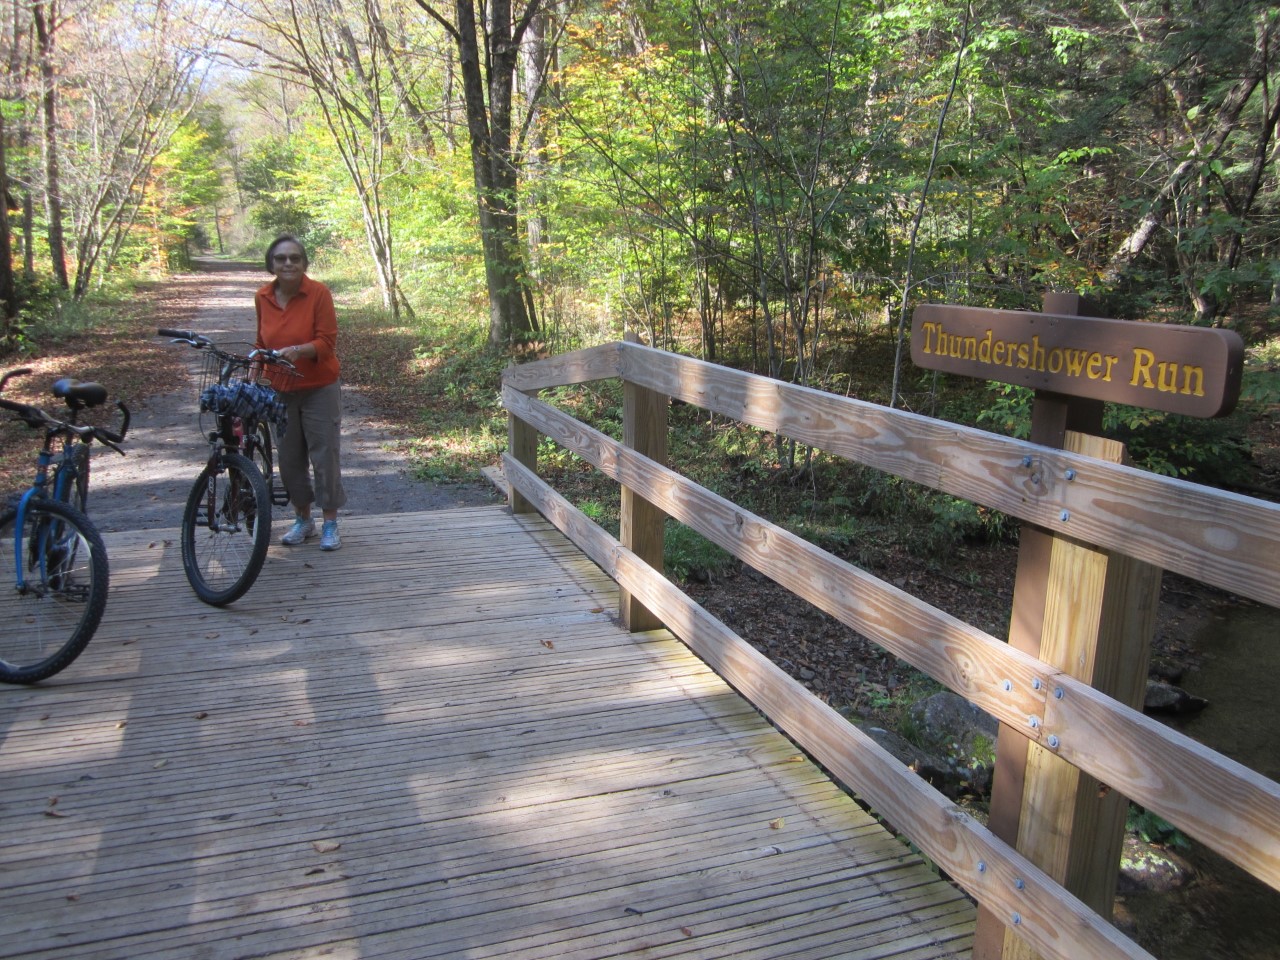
[[254, 233, 347, 551]]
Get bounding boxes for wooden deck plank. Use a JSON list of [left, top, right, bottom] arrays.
[[0, 506, 973, 959]]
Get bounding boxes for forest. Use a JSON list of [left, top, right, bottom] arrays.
[[2, 0, 1277, 385]]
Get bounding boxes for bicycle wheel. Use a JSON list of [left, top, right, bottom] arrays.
[[180, 451, 271, 606], [0, 498, 110, 684], [248, 420, 288, 507]]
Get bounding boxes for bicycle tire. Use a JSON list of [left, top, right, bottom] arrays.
[[180, 451, 271, 606], [0, 498, 110, 684], [248, 420, 288, 508]]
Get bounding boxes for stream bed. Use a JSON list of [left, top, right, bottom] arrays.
[[1118, 600, 1280, 958]]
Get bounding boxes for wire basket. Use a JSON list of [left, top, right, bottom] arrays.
[[196, 342, 295, 434]]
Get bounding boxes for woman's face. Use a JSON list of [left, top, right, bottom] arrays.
[[270, 240, 307, 284]]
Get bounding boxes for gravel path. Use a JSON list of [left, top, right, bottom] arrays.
[[86, 261, 501, 534]]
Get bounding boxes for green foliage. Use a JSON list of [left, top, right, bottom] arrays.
[[239, 138, 316, 238], [664, 522, 732, 582], [1127, 806, 1190, 850]]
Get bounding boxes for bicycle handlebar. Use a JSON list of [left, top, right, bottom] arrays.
[[157, 328, 297, 372]]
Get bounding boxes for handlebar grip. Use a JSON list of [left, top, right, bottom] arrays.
[[157, 327, 193, 339], [99, 400, 131, 445]]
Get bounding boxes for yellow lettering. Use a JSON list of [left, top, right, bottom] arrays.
[[1181, 365, 1205, 397], [1017, 343, 1030, 369], [1157, 361, 1179, 393], [1048, 348, 1064, 374], [1087, 352, 1104, 379], [978, 330, 994, 363], [1130, 348, 1155, 388], [1103, 355, 1119, 381], [1064, 349, 1088, 377], [920, 322, 938, 354], [1031, 336, 1046, 372], [993, 341, 1006, 365]]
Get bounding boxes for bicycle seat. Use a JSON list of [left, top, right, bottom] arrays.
[[52, 378, 109, 410]]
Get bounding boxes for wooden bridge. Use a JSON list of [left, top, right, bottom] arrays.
[[5, 327, 1280, 960], [0, 507, 973, 960]]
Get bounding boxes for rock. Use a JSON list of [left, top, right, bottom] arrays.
[[852, 691, 1000, 800], [1148, 660, 1184, 685], [1117, 834, 1195, 893], [1144, 680, 1209, 715]]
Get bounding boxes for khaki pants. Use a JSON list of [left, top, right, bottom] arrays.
[[277, 381, 347, 513]]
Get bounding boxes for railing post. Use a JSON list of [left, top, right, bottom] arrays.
[[507, 386, 538, 515], [974, 296, 1164, 960], [620, 352, 667, 632]]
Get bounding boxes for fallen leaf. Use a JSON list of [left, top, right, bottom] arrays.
[[681, 927, 694, 937], [66, 894, 79, 901], [312, 839, 341, 853], [43, 809, 68, 818], [115, 721, 127, 729], [590, 607, 604, 614], [153, 760, 168, 769], [194, 711, 208, 720], [148, 541, 157, 548], [624, 906, 644, 916], [541, 639, 555, 649], [294, 720, 311, 727], [205, 632, 219, 639], [786, 754, 805, 763], [769, 817, 785, 830]]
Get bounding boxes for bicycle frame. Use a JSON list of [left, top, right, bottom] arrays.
[[2, 371, 128, 598]]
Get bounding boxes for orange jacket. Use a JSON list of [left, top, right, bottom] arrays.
[[254, 275, 340, 391]]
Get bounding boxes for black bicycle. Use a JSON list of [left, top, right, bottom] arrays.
[[0, 368, 129, 683], [159, 329, 294, 606]]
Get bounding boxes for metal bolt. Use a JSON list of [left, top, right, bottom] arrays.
[[1022, 456, 1033, 468], [1015, 877, 1026, 890], [1012, 913, 1023, 926], [977, 861, 987, 873], [1032, 678, 1043, 691], [1002, 679, 1012, 692], [1048, 735, 1061, 749], [1054, 686, 1065, 700], [1060, 509, 1070, 522], [1065, 469, 1077, 481], [1029, 716, 1040, 729]]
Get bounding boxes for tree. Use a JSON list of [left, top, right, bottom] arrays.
[[1100, 4, 1280, 323], [31, 0, 67, 290], [412, 0, 547, 346]]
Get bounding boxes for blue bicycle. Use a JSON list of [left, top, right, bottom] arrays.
[[0, 368, 129, 683]]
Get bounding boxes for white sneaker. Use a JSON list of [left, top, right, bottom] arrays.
[[320, 520, 341, 551], [281, 516, 316, 545]]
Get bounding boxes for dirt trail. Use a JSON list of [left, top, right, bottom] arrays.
[[86, 260, 500, 533]]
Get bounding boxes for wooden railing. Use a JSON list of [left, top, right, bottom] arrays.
[[500, 339, 1280, 960]]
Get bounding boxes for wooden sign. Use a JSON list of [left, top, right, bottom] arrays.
[[911, 304, 1245, 417]]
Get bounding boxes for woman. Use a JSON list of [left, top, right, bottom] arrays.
[[255, 233, 347, 551]]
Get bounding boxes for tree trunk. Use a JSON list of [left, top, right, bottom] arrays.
[[418, 0, 540, 347], [0, 109, 18, 332], [32, 0, 68, 291], [1100, 10, 1277, 292]]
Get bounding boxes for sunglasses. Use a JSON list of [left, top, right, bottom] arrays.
[[273, 253, 304, 264]]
